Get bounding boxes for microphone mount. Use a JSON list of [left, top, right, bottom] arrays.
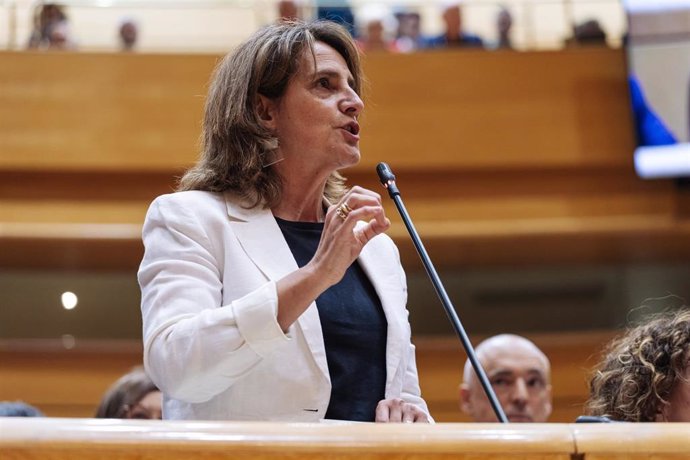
[[376, 162, 508, 424]]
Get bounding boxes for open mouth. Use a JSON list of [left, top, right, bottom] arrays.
[[343, 121, 360, 135]]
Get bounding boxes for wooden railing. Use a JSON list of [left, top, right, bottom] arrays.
[[2, 48, 689, 271], [1, 417, 689, 460]]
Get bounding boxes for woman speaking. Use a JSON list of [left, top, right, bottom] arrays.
[[138, 20, 430, 423]]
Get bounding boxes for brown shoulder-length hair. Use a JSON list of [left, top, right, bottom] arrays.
[[178, 20, 363, 209], [585, 308, 690, 421], [95, 367, 159, 419]]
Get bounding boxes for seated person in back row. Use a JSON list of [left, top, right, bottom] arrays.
[[95, 366, 162, 419], [428, 1, 484, 49], [586, 308, 690, 422], [0, 401, 44, 417], [460, 334, 552, 422]]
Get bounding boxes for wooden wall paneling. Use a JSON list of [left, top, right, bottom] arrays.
[[0, 331, 615, 421]]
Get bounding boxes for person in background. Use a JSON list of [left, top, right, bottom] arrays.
[[393, 10, 428, 52], [495, 7, 513, 50], [460, 334, 552, 422], [428, 1, 484, 49], [316, 0, 355, 36], [565, 18, 607, 47], [95, 366, 162, 419], [27, 3, 75, 50], [138, 20, 431, 423], [118, 18, 139, 52], [355, 4, 397, 53], [0, 401, 44, 417], [277, 0, 301, 22], [586, 308, 690, 422]]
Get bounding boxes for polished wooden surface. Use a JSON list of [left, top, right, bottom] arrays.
[[572, 423, 690, 459], [2, 48, 689, 270], [0, 417, 574, 460], [0, 52, 212, 172], [0, 49, 633, 171], [1, 418, 689, 460]]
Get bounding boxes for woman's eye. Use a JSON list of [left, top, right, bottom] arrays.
[[318, 78, 330, 88]]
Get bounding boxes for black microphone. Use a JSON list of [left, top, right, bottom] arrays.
[[376, 162, 399, 197], [376, 162, 508, 424]]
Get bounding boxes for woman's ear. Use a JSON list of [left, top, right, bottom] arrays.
[[257, 94, 277, 129]]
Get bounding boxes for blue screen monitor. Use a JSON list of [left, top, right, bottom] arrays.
[[623, 0, 690, 179]]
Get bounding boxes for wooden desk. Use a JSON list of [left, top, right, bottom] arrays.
[[2, 418, 689, 460], [0, 418, 575, 460], [572, 423, 690, 459]]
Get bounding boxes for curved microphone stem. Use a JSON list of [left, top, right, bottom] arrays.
[[376, 162, 508, 424]]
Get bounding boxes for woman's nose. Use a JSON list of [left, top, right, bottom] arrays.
[[341, 88, 364, 117]]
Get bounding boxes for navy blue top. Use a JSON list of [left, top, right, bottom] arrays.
[[275, 216, 388, 422], [427, 32, 485, 49]]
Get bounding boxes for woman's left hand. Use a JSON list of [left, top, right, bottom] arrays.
[[308, 186, 391, 288], [374, 398, 431, 423]]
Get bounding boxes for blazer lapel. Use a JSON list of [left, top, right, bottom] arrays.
[[225, 193, 329, 382], [358, 237, 405, 393], [225, 196, 295, 282]]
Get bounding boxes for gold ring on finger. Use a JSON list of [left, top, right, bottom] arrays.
[[336, 203, 352, 221]]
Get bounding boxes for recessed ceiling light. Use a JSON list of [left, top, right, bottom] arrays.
[[61, 291, 78, 310]]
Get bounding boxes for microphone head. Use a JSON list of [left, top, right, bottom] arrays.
[[376, 162, 396, 184]]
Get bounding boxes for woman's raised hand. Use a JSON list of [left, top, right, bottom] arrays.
[[309, 186, 391, 287]]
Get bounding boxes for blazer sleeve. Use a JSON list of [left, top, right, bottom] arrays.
[[138, 194, 289, 403], [390, 240, 433, 420], [401, 340, 433, 420]]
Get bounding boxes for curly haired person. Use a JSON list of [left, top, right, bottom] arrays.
[[586, 308, 690, 422]]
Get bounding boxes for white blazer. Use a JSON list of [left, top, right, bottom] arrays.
[[138, 190, 429, 421]]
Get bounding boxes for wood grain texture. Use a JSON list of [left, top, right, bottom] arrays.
[[0, 48, 634, 172], [1, 417, 689, 460], [0, 417, 576, 460], [1, 48, 688, 270]]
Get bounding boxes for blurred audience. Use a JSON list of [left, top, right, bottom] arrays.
[[27, 2, 75, 50], [0, 401, 44, 417], [495, 7, 514, 50], [356, 4, 397, 53], [19, 4, 629, 54], [393, 10, 428, 52], [460, 334, 552, 423], [586, 308, 690, 422], [566, 18, 607, 47], [118, 18, 139, 52], [428, 2, 484, 49], [317, 0, 355, 36], [277, 0, 301, 22], [95, 366, 162, 419]]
